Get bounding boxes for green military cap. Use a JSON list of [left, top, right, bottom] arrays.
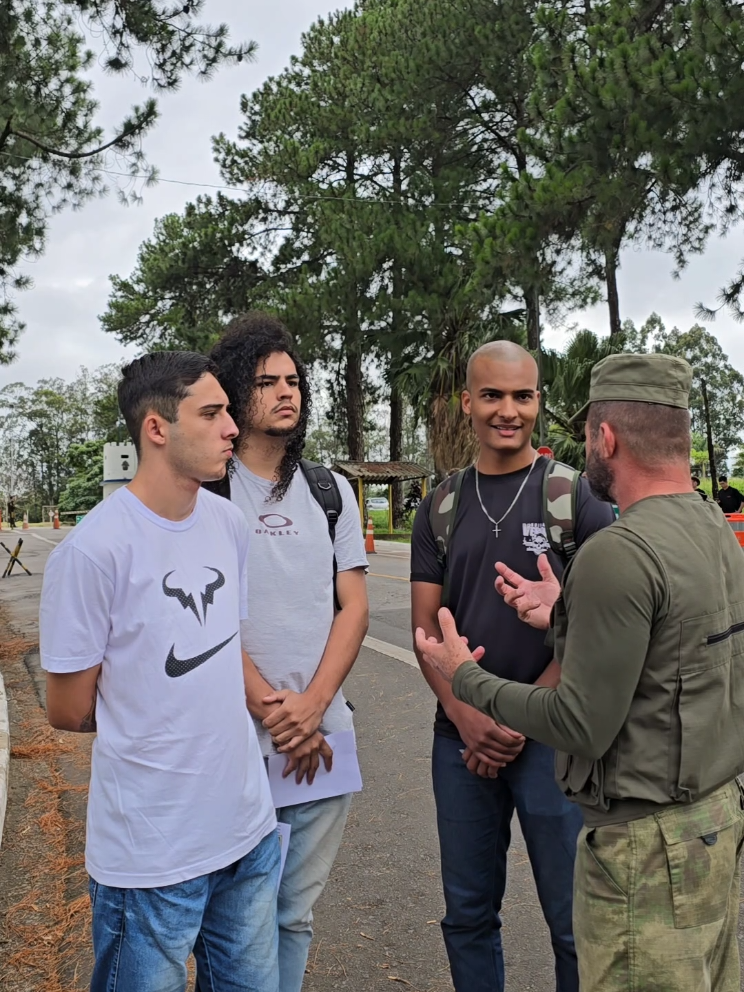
[[570, 352, 692, 423]]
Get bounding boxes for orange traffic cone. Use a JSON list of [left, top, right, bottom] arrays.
[[53, 509, 60, 530], [22, 512, 28, 530], [365, 517, 376, 554]]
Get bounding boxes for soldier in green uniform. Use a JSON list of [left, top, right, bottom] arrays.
[[414, 352, 744, 992]]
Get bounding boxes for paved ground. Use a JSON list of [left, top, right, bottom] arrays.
[[1, 529, 742, 990]]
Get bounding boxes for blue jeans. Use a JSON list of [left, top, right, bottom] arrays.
[[432, 734, 581, 992], [274, 794, 352, 992], [89, 831, 280, 992]]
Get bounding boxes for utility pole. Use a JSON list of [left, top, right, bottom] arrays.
[[701, 379, 718, 500]]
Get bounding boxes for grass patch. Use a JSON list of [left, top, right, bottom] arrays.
[[367, 509, 414, 535]]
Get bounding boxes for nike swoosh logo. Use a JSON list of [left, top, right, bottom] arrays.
[[165, 631, 238, 678]]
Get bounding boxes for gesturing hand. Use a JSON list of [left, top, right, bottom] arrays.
[[415, 608, 475, 682], [495, 554, 560, 630]]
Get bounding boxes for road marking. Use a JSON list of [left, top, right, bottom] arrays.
[[368, 572, 407, 582], [26, 532, 59, 546], [363, 635, 418, 669]]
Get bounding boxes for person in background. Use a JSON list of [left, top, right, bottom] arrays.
[[691, 475, 708, 500], [717, 475, 744, 513]]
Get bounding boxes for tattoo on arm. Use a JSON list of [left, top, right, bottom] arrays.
[[78, 697, 97, 733]]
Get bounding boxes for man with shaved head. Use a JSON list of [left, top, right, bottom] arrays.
[[410, 340, 613, 992]]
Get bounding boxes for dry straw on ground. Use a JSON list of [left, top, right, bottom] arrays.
[[1, 633, 93, 992]]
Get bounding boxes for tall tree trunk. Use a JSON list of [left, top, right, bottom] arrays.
[[389, 384, 404, 528], [701, 379, 718, 500], [525, 288, 539, 351], [605, 246, 622, 337], [428, 393, 477, 481], [343, 150, 365, 462], [389, 152, 406, 528], [344, 336, 365, 461]]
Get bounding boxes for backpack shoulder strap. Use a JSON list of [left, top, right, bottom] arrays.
[[300, 459, 343, 610], [542, 459, 581, 561], [428, 469, 468, 608], [299, 459, 343, 542]]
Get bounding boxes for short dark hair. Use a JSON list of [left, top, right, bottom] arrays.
[[691, 476, 700, 485], [210, 311, 311, 502], [118, 351, 218, 455], [587, 400, 691, 467], [719, 475, 728, 482]]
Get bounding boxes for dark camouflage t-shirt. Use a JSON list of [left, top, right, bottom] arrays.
[[410, 457, 615, 740]]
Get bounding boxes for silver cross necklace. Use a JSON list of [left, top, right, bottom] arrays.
[[473, 451, 538, 537]]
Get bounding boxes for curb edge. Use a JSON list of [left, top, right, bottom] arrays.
[[0, 672, 8, 848]]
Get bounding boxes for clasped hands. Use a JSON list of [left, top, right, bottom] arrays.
[[262, 688, 333, 785]]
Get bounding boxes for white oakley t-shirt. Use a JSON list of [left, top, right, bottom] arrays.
[[231, 461, 368, 756], [39, 487, 275, 888]]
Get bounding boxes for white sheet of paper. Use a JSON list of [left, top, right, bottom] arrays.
[[276, 822, 291, 885], [268, 729, 363, 809]]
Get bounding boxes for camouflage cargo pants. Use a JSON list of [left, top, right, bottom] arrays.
[[573, 780, 744, 992]]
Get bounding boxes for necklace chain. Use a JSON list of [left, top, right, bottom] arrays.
[[473, 451, 538, 537]]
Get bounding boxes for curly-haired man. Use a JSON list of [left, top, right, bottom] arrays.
[[207, 312, 369, 992]]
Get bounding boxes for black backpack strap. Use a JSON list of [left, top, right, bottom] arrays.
[[300, 459, 343, 610], [428, 468, 468, 608]]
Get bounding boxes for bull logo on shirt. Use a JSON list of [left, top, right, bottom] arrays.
[[161, 567, 237, 678], [162, 567, 225, 626]]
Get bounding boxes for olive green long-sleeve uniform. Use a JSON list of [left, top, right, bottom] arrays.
[[452, 492, 744, 991]]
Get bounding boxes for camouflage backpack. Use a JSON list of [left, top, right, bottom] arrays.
[[429, 460, 581, 607]]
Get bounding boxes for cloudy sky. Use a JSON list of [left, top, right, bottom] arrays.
[[5, 0, 744, 391]]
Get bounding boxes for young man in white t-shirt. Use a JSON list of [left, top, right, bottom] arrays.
[[207, 312, 369, 992], [39, 352, 280, 992]]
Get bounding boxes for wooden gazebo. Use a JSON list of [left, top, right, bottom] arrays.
[[332, 461, 430, 531]]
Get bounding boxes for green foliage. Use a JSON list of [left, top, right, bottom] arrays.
[[0, 0, 253, 355], [690, 432, 726, 477], [731, 450, 744, 477], [58, 439, 105, 513], [540, 328, 626, 469], [0, 364, 121, 511], [102, 195, 267, 352]]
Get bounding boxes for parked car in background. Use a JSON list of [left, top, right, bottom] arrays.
[[366, 496, 389, 511]]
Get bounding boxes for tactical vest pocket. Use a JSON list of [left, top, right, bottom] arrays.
[[656, 788, 742, 929], [675, 609, 744, 799], [555, 751, 608, 810]]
